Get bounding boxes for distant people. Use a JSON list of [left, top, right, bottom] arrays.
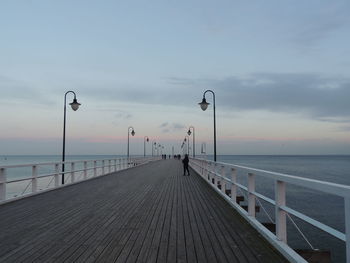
[[182, 154, 190, 176]]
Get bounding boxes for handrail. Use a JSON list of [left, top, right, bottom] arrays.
[[189, 157, 350, 263], [0, 156, 161, 203]]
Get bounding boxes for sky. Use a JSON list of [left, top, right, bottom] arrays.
[[0, 0, 350, 156]]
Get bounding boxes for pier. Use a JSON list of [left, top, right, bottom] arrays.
[[0, 159, 288, 262]]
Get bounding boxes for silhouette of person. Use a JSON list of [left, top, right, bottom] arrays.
[[182, 154, 190, 176]]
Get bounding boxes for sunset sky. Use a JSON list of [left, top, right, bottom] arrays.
[[1, 0, 350, 155]]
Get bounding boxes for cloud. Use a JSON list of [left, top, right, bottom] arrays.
[[0, 75, 41, 101], [217, 73, 350, 120], [169, 73, 349, 123], [337, 125, 350, 132], [159, 122, 185, 133], [114, 110, 132, 120], [70, 72, 350, 124], [3, 71, 349, 125], [288, 2, 350, 49]]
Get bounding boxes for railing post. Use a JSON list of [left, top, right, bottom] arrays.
[[32, 165, 38, 193], [54, 164, 60, 187], [248, 173, 256, 217], [199, 160, 207, 177], [71, 162, 75, 183], [275, 180, 287, 243], [345, 197, 350, 263], [114, 159, 117, 172], [214, 163, 218, 186], [84, 161, 87, 180], [94, 161, 97, 177], [0, 168, 6, 201], [207, 162, 210, 181], [108, 160, 111, 173], [102, 160, 105, 175], [118, 159, 121, 171], [220, 165, 225, 193], [231, 168, 237, 202]]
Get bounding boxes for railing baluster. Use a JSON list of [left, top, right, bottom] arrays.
[[32, 165, 38, 193], [345, 197, 350, 263], [84, 161, 87, 180], [94, 161, 97, 177], [207, 162, 210, 181], [71, 163, 75, 183], [54, 164, 60, 187], [221, 165, 225, 193], [214, 163, 218, 186], [231, 168, 237, 202], [0, 168, 6, 201], [248, 173, 256, 217], [275, 180, 287, 243]]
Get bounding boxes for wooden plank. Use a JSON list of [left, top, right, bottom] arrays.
[[135, 169, 174, 262]]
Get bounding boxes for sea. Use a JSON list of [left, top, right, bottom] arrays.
[[1, 154, 349, 262]]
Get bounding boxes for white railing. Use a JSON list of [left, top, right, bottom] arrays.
[[0, 156, 160, 204], [190, 158, 350, 263]]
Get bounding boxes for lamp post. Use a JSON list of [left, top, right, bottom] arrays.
[[157, 144, 161, 156], [187, 126, 195, 158], [198, 89, 216, 162], [184, 136, 189, 156], [144, 136, 149, 157], [62, 91, 81, 185], [127, 126, 135, 160], [152, 141, 156, 156]]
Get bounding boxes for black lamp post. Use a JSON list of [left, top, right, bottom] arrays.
[[127, 126, 135, 160], [157, 144, 161, 156], [187, 126, 195, 158], [144, 136, 149, 157], [199, 89, 216, 162], [62, 91, 81, 185], [152, 141, 156, 156], [184, 136, 190, 156]]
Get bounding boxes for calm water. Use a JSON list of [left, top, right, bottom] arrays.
[[1, 154, 349, 262]]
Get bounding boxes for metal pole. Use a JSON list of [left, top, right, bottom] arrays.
[[62, 96, 67, 185], [186, 136, 189, 156], [203, 90, 216, 162], [127, 128, 130, 159], [188, 126, 195, 158], [144, 136, 149, 157], [127, 126, 134, 160], [62, 91, 78, 185]]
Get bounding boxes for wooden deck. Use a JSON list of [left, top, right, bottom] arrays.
[[0, 159, 288, 262]]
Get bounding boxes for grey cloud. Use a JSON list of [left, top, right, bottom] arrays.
[[160, 122, 185, 133], [215, 73, 350, 121], [160, 122, 169, 128], [79, 73, 350, 123], [0, 75, 43, 102], [290, 3, 349, 48], [338, 125, 350, 132], [114, 110, 132, 120]]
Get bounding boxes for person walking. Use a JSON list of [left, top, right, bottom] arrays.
[[182, 154, 190, 176]]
